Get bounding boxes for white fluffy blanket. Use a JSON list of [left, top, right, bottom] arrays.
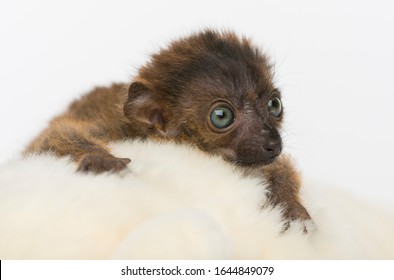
[[0, 141, 393, 259]]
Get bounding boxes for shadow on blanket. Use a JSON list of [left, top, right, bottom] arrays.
[[0, 141, 393, 259]]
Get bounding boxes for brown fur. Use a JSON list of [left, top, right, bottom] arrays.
[[25, 30, 312, 229]]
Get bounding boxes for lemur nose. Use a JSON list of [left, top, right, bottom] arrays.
[[263, 139, 282, 158]]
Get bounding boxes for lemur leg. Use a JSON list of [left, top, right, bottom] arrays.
[[25, 118, 130, 173]]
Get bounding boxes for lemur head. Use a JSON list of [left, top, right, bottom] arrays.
[[124, 30, 283, 167]]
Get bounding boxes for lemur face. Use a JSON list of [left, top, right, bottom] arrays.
[[178, 56, 284, 167], [125, 30, 283, 167]]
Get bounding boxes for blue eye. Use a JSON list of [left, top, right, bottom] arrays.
[[210, 106, 234, 129], [268, 97, 282, 117]]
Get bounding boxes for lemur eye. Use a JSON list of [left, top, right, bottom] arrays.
[[210, 106, 234, 130], [268, 97, 282, 117]]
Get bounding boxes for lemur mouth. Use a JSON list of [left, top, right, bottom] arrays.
[[234, 156, 276, 168], [220, 148, 278, 168]]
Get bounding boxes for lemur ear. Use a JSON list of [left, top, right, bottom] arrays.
[[124, 82, 177, 137]]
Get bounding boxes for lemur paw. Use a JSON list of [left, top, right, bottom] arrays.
[[77, 154, 131, 174], [282, 219, 317, 235], [282, 203, 317, 234]]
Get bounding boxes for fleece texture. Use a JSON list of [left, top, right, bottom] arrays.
[[0, 140, 393, 259]]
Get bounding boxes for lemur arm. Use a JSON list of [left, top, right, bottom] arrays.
[[262, 155, 311, 227]]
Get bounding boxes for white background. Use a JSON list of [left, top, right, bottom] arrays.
[[1, 0, 393, 208]]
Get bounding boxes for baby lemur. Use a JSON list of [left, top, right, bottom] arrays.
[[26, 30, 311, 229]]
